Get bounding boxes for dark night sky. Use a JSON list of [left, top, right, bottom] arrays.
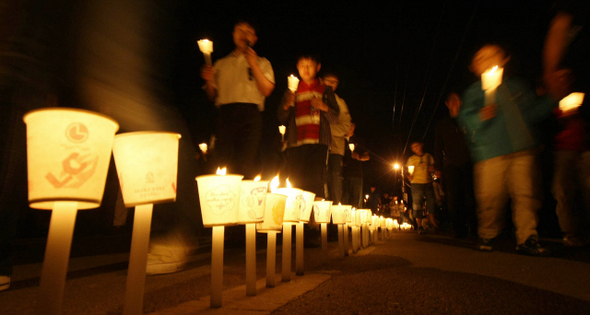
[[171, 0, 558, 193]]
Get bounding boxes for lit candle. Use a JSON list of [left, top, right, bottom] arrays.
[[239, 175, 267, 296], [314, 200, 333, 252], [288, 75, 300, 93], [199, 143, 208, 154], [196, 167, 243, 308], [407, 165, 415, 175], [481, 66, 503, 105], [296, 190, 316, 276], [349, 143, 355, 152], [23, 108, 118, 315], [198, 39, 213, 65], [559, 92, 585, 114], [257, 176, 286, 288], [278, 125, 286, 142]]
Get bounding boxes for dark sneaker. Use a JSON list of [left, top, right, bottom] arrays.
[[478, 238, 493, 251], [516, 236, 550, 257]]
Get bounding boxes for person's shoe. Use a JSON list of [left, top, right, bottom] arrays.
[[0, 275, 10, 292], [146, 234, 194, 275], [563, 235, 586, 247], [418, 227, 425, 235], [516, 235, 550, 257], [477, 238, 493, 251]]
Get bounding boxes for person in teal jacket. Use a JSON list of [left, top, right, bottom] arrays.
[[457, 44, 558, 256]]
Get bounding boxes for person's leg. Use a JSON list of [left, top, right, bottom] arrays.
[[232, 104, 262, 179], [411, 184, 426, 231], [508, 152, 542, 244], [424, 182, 439, 229], [351, 177, 363, 209], [444, 165, 467, 237], [552, 150, 578, 238], [327, 154, 343, 204], [474, 156, 510, 241]]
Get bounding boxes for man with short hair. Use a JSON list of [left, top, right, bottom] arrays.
[[201, 20, 275, 179]]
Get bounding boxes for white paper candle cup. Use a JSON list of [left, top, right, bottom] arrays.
[[313, 200, 332, 224], [331, 205, 348, 225], [481, 66, 503, 91], [559, 92, 585, 113], [275, 188, 304, 222], [196, 174, 243, 227], [112, 132, 180, 207], [239, 180, 268, 224], [256, 193, 287, 232], [23, 108, 119, 210], [287, 75, 300, 93], [299, 191, 316, 222], [197, 39, 213, 54]]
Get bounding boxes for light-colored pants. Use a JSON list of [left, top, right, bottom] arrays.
[[552, 150, 590, 236], [474, 150, 541, 244]]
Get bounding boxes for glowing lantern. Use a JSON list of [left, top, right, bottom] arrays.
[[196, 168, 242, 227], [288, 75, 300, 93], [407, 165, 415, 175], [24, 108, 118, 315], [278, 125, 286, 142], [314, 200, 333, 251], [481, 66, 503, 105], [112, 131, 180, 314], [275, 179, 304, 222], [196, 167, 243, 308], [331, 204, 350, 258], [559, 92, 585, 113]]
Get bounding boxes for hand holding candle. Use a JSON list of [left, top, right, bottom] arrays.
[[559, 92, 585, 116], [481, 66, 503, 106], [278, 125, 286, 142], [198, 39, 214, 66]]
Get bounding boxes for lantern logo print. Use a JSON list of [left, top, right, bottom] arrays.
[[45, 152, 99, 189], [313, 204, 320, 221], [205, 184, 236, 215], [65, 122, 89, 143], [241, 186, 267, 219], [292, 195, 304, 219]]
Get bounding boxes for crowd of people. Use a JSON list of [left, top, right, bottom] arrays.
[[1, 2, 588, 294]]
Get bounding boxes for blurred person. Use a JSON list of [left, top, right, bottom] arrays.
[[322, 72, 352, 204], [434, 92, 477, 238], [389, 197, 403, 225], [74, 0, 204, 275], [201, 19, 275, 179], [406, 140, 437, 234], [278, 54, 339, 197], [342, 123, 370, 208], [380, 192, 393, 215], [544, 2, 590, 247], [458, 44, 558, 256], [366, 186, 380, 212]]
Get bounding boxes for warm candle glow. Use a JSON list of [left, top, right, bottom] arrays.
[[270, 176, 279, 192], [199, 143, 208, 153], [216, 167, 227, 176], [481, 66, 503, 91], [288, 75, 300, 93], [408, 165, 415, 175], [278, 125, 286, 135], [197, 39, 213, 54], [559, 92, 585, 113], [286, 178, 292, 189], [254, 175, 261, 182], [349, 143, 355, 152]]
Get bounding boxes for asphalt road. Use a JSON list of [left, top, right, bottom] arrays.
[[1, 229, 589, 314]]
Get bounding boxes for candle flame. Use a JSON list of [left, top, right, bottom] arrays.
[[270, 175, 279, 192], [278, 125, 286, 135], [216, 167, 227, 175], [254, 175, 261, 182], [286, 178, 292, 189], [199, 143, 208, 153]]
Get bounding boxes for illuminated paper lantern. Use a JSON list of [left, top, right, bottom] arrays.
[[113, 132, 180, 207], [256, 193, 287, 232], [24, 108, 118, 210], [313, 200, 332, 224], [23, 108, 118, 315], [481, 66, 503, 91], [239, 178, 268, 224], [112, 131, 180, 314], [196, 172, 243, 227], [276, 186, 304, 222], [331, 204, 348, 225], [299, 191, 316, 222]]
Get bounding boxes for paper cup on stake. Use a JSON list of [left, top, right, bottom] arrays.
[[24, 108, 118, 315], [314, 200, 332, 251], [196, 171, 242, 227], [299, 191, 316, 222], [239, 177, 268, 224], [112, 131, 180, 315]]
